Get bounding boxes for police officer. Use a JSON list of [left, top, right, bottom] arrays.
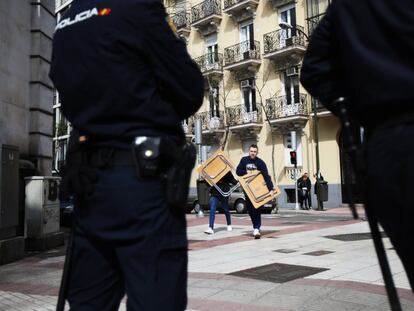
[[49, 0, 204, 309], [300, 0, 414, 291]]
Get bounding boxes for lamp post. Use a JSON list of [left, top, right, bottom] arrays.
[[279, 22, 322, 210]]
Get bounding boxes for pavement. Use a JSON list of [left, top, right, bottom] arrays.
[[0, 207, 413, 311]]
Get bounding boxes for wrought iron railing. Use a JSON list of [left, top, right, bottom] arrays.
[[306, 13, 325, 36], [272, 0, 295, 8], [182, 117, 194, 135], [171, 10, 190, 29], [224, 0, 249, 10], [263, 25, 306, 54], [194, 111, 225, 131], [226, 104, 262, 127], [191, 0, 221, 24], [55, 0, 72, 11], [264, 94, 308, 120], [194, 53, 223, 73], [224, 40, 260, 66]]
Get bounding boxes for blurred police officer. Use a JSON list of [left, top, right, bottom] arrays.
[[300, 0, 414, 291], [49, 0, 204, 309]]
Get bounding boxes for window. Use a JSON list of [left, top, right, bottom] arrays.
[[282, 69, 300, 105], [284, 134, 303, 167], [241, 78, 256, 112], [240, 20, 254, 54], [205, 34, 218, 65], [307, 0, 331, 18], [279, 5, 297, 45], [209, 87, 220, 118]]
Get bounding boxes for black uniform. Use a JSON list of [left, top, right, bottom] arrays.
[[49, 0, 204, 310], [300, 0, 414, 291]]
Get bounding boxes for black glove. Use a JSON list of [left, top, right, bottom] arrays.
[[60, 130, 97, 200]]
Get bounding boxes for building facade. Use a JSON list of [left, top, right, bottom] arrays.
[[52, 0, 72, 173], [0, 0, 55, 175], [167, 0, 351, 208], [54, 0, 355, 208]]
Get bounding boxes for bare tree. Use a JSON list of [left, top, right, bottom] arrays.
[[254, 60, 281, 186], [206, 74, 235, 151]]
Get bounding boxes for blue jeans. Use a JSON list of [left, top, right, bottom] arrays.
[[209, 195, 231, 229], [246, 197, 261, 230]]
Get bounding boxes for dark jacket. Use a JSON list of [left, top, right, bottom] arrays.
[[297, 177, 311, 191], [210, 172, 237, 197], [49, 0, 204, 148], [300, 0, 414, 129], [236, 156, 274, 191]]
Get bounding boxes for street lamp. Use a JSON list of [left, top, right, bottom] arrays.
[[279, 22, 323, 211]]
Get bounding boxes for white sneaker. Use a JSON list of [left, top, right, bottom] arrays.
[[204, 227, 214, 235], [227, 225, 233, 232], [253, 229, 261, 239]]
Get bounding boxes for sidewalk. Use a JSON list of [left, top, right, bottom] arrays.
[[0, 209, 413, 310]]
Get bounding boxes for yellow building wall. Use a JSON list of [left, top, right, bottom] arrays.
[[170, 0, 343, 207]]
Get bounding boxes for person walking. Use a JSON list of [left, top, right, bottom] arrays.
[[204, 173, 236, 234], [300, 0, 414, 291], [236, 145, 274, 239], [49, 0, 204, 310], [297, 173, 312, 210]]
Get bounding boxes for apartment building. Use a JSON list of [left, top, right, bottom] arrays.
[[54, 0, 355, 208], [52, 1, 72, 173], [167, 0, 356, 208]]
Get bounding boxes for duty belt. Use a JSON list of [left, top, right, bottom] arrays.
[[87, 148, 135, 168]]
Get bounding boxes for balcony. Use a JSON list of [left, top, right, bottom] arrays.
[[264, 94, 308, 132], [312, 97, 332, 117], [263, 26, 307, 69], [223, 40, 261, 74], [306, 13, 325, 36], [223, 0, 259, 23], [191, 0, 222, 36], [194, 53, 223, 82], [182, 117, 195, 142], [55, 0, 72, 12], [194, 111, 226, 144], [226, 104, 263, 139], [171, 11, 191, 39], [269, 0, 296, 10]]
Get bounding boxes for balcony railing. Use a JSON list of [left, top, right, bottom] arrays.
[[224, 0, 253, 9], [182, 117, 194, 135], [191, 0, 221, 24], [224, 40, 261, 66], [55, 0, 72, 12], [306, 13, 325, 36], [263, 25, 306, 54], [226, 104, 262, 127], [194, 111, 225, 131], [194, 53, 223, 73], [264, 94, 308, 120], [171, 10, 190, 29]]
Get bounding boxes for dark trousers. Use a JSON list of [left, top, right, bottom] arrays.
[[366, 123, 414, 291], [209, 195, 231, 229], [299, 190, 312, 209], [246, 197, 261, 230], [68, 167, 188, 310]]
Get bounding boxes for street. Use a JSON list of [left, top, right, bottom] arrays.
[[0, 208, 413, 311]]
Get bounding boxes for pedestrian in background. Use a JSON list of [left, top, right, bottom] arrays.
[[300, 0, 414, 291], [297, 173, 312, 210], [236, 145, 274, 239], [204, 172, 236, 234]]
